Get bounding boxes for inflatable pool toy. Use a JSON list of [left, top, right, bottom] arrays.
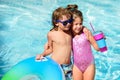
[[2, 56, 65, 80], [2, 57, 65, 80]]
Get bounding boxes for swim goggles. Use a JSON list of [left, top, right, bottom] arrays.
[[56, 18, 73, 26]]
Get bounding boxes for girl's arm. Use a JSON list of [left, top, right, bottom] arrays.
[[83, 27, 99, 51]]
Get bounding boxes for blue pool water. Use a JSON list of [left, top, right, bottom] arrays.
[[0, 0, 120, 80]]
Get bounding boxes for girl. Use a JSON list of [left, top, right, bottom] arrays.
[[67, 4, 99, 80]]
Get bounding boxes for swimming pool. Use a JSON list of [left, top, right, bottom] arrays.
[[0, 0, 120, 80]]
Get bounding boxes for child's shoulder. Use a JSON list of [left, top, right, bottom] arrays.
[[47, 30, 57, 36], [82, 26, 92, 39], [83, 26, 90, 33]]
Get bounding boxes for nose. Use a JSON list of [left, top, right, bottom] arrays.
[[68, 23, 71, 25]]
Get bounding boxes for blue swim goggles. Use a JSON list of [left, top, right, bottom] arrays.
[[56, 18, 73, 26]]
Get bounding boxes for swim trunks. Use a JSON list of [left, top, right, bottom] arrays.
[[61, 62, 73, 80]]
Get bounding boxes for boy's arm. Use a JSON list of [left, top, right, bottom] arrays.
[[45, 32, 53, 54], [36, 32, 53, 60]]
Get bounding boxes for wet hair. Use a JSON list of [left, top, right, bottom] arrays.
[[51, 7, 72, 31], [66, 4, 83, 23]]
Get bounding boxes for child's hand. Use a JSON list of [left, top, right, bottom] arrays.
[[36, 54, 44, 60], [103, 34, 106, 40]]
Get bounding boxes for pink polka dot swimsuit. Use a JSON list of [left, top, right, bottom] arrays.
[[72, 33, 94, 73]]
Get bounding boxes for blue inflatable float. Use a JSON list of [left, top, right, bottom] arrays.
[[2, 56, 65, 80]]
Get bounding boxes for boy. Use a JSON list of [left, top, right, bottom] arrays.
[[36, 7, 73, 80]]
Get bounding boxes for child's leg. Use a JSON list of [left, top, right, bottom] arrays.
[[72, 64, 83, 80], [83, 64, 95, 80]]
